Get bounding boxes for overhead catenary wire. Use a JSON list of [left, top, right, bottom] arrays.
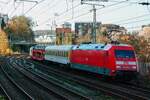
[[71, 0, 74, 19], [24, 0, 46, 15], [66, 0, 69, 11], [0, 0, 9, 4], [33, 0, 132, 26], [57, 0, 133, 25], [39, 2, 81, 25], [107, 0, 142, 4], [59, 3, 81, 16], [147, 0, 150, 13], [96, 0, 145, 19], [9, 1, 22, 17], [34, 0, 80, 20], [34, 0, 60, 18], [0, 0, 11, 14], [38, 0, 130, 26], [35, 0, 149, 32], [118, 18, 150, 25], [96, 3, 132, 20], [110, 13, 150, 24]]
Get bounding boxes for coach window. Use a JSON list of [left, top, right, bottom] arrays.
[[60, 51, 61, 56], [54, 51, 56, 56], [66, 51, 68, 57], [66, 52, 68, 57], [61, 51, 62, 56], [61, 51, 63, 56], [63, 51, 64, 57], [53, 51, 54, 56], [49, 51, 51, 55], [64, 51, 66, 57], [56, 51, 57, 56], [53, 50, 54, 55], [59, 51, 61, 56], [50, 51, 51, 55], [50, 50, 51, 55], [51, 50, 53, 55], [53, 51, 55, 56], [57, 51, 58, 56]]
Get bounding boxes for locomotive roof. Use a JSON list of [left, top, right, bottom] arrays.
[[72, 43, 130, 50], [45, 45, 74, 51]]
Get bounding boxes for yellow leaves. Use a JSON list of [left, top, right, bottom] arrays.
[[5, 16, 33, 41], [0, 29, 12, 55]]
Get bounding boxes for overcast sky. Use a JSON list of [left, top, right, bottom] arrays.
[[0, 0, 150, 31]]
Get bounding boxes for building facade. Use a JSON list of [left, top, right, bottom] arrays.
[[56, 28, 72, 45]]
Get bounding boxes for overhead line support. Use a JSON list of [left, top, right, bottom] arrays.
[[81, 0, 105, 43]]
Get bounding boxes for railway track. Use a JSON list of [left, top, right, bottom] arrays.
[[0, 60, 34, 100], [2, 55, 150, 100], [21, 57, 150, 100], [0, 84, 8, 100], [1, 57, 69, 100], [5, 60, 63, 100], [7, 57, 93, 100], [110, 81, 150, 97]]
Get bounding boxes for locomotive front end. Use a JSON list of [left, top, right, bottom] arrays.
[[114, 46, 138, 79]]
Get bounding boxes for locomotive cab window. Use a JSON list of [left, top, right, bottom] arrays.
[[115, 50, 135, 58]]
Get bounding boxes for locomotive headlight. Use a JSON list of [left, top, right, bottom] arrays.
[[116, 66, 121, 69], [128, 61, 136, 65], [132, 66, 136, 69]]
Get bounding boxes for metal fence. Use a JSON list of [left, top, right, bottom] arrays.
[[138, 62, 150, 76]]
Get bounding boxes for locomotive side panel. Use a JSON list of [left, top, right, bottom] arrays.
[[70, 44, 113, 76]]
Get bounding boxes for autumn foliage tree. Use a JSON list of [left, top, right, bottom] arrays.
[[4, 16, 34, 42], [118, 33, 150, 62]]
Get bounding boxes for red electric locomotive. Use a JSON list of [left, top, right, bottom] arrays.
[[70, 43, 138, 78]]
